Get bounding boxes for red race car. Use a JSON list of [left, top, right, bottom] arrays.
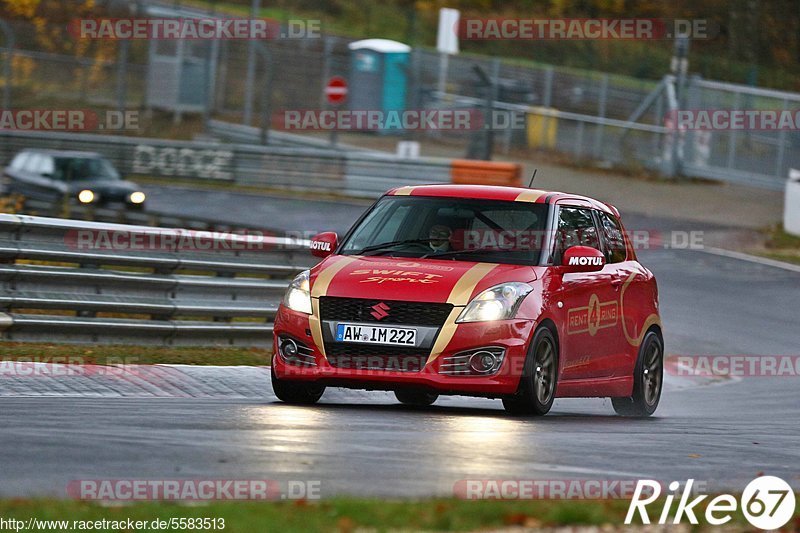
[[272, 184, 663, 416]]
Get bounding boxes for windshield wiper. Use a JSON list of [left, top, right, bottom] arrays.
[[422, 247, 521, 259], [355, 238, 436, 256]]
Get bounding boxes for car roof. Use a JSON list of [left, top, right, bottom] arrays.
[[385, 184, 618, 216], [18, 149, 104, 159]]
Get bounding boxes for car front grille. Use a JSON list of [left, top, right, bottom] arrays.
[[325, 343, 428, 372], [319, 297, 453, 327]]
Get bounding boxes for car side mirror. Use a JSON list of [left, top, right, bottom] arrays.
[[310, 232, 338, 258], [562, 245, 605, 273]]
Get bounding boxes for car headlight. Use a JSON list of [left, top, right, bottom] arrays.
[[283, 270, 312, 315], [129, 191, 146, 204], [456, 282, 533, 323], [78, 189, 95, 204]]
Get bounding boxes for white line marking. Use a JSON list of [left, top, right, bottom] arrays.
[[697, 247, 800, 274]]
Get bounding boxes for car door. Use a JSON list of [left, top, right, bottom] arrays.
[[596, 210, 639, 377], [551, 204, 619, 381]]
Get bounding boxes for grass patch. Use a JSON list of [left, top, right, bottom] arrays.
[[750, 225, 800, 265], [0, 496, 793, 532], [765, 224, 800, 250], [0, 342, 271, 366]]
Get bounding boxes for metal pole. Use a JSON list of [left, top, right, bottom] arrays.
[[670, 35, 690, 176], [484, 58, 500, 160], [117, 40, 130, 114], [437, 52, 449, 97], [593, 74, 608, 158], [775, 97, 789, 177], [242, 0, 261, 125], [321, 37, 338, 147], [726, 92, 740, 169], [542, 67, 553, 108], [0, 19, 14, 110], [257, 44, 272, 145]]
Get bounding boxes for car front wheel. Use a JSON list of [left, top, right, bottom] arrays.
[[270, 364, 325, 405], [611, 330, 663, 417], [502, 326, 558, 416]]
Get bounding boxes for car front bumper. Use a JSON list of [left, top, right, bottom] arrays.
[[272, 305, 535, 396]]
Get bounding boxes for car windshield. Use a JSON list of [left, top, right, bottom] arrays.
[[54, 157, 120, 182], [339, 196, 550, 265]]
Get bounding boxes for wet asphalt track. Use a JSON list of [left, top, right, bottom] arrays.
[[1, 185, 799, 498]]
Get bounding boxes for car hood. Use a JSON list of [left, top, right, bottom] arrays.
[[67, 180, 139, 194], [309, 255, 537, 304]]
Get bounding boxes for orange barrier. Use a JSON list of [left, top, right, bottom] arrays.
[[450, 160, 522, 187]]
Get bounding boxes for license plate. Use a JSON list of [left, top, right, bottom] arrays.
[[335, 323, 417, 346]]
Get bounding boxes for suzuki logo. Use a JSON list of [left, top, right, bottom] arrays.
[[370, 302, 390, 320]]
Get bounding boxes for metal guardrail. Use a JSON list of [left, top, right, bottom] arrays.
[[0, 214, 314, 346], [14, 197, 281, 234], [0, 130, 452, 199], [206, 120, 383, 153]]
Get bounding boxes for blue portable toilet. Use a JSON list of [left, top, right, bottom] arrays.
[[348, 39, 411, 131]]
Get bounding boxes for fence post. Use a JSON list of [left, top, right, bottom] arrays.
[[321, 37, 338, 147], [116, 41, 130, 114], [258, 44, 272, 145], [592, 74, 608, 158], [726, 91, 741, 170], [775, 97, 789, 177], [242, 0, 261, 125], [0, 19, 14, 110], [542, 67, 553, 108]]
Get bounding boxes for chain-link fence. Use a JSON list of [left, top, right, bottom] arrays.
[[1, 1, 798, 191], [681, 78, 800, 188]]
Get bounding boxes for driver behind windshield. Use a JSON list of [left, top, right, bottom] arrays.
[[427, 224, 453, 253]]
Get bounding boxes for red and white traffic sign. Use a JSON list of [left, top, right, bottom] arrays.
[[325, 76, 348, 105]]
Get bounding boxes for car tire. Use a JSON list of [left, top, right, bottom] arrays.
[[502, 326, 558, 416], [611, 330, 663, 417], [270, 364, 325, 405], [394, 390, 439, 407]]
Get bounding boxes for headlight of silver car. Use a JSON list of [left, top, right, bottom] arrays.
[[283, 270, 312, 315], [456, 282, 533, 323]]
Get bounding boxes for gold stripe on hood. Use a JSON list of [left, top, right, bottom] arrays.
[[309, 256, 356, 357], [446, 263, 498, 305], [310, 256, 356, 298]]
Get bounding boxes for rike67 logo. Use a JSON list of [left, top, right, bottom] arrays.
[[626, 477, 796, 530]]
